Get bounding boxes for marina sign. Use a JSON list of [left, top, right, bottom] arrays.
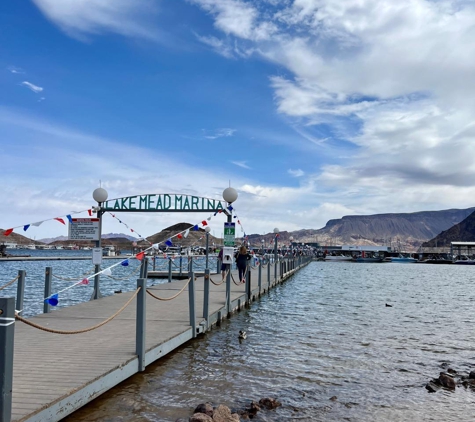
[[102, 194, 226, 213], [68, 218, 100, 241]]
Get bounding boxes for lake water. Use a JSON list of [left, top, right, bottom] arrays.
[[3, 257, 475, 421]]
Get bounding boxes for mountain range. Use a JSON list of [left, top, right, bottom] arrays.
[[2, 207, 475, 251]]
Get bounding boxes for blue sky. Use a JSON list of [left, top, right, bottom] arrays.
[[2, 0, 475, 241]]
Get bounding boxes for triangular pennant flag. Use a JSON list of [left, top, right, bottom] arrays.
[[23, 224, 30, 231], [193, 225, 199, 231], [202, 220, 208, 226], [111, 214, 115, 218], [207, 216, 211, 221], [131, 229, 134, 232], [184, 229, 190, 238], [136, 251, 145, 261], [233, 216, 237, 219], [88, 209, 93, 216], [32, 221, 43, 227], [227, 205, 233, 211], [121, 259, 129, 266], [214, 212, 218, 216], [152, 243, 159, 250], [102, 268, 112, 276], [45, 294, 59, 306], [54, 218, 65, 225], [66, 215, 73, 224], [3, 228, 13, 236], [80, 278, 89, 285], [165, 239, 173, 247], [177, 233, 183, 239]]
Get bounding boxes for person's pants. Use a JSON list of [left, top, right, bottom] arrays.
[[238, 265, 246, 281]]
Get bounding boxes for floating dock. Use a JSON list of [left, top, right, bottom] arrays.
[[1, 257, 311, 422]]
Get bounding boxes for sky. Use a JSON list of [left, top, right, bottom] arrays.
[[1, 0, 475, 241]]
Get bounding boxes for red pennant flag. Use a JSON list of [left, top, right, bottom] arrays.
[[177, 233, 183, 239], [3, 228, 13, 236], [202, 220, 208, 226], [55, 218, 65, 225], [136, 251, 145, 261], [130, 229, 134, 232], [88, 209, 92, 216]]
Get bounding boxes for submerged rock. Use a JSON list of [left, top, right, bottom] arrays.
[[258, 397, 281, 410], [194, 403, 214, 417]]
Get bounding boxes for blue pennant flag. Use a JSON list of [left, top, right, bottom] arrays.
[[23, 224, 30, 231], [233, 216, 237, 219], [227, 205, 233, 211], [66, 215, 73, 223], [121, 259, 129, 266], [165, 239, 173, 247], [214, 211, 218, 216], [45, 294, 59, 307], [193, 225, 199, 231]]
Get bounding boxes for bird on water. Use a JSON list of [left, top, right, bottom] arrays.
[[239, 330, 247, 340]]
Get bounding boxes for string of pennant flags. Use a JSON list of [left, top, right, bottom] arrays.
[[38, 208, 247, 310], [2, 208, 96, 236], [3, 201, 255, 313]]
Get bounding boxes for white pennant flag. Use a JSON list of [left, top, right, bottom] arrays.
[[184, 229, 190, 238], [102, 268, 112, 276], [152, 243, 159, 250], [32, 221, 44, 227]]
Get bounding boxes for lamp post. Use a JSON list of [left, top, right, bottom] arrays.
[[273, 228, 279, 283], [205, 226, 211, 269], [222, 187, 238, 316], [261, 239, 265, 256], [91, 187, 108, 300]]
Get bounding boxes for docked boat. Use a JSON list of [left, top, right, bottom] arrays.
[[390, 254, 418, 263], [324, 254, 353, 262], [353, 252, 385, 263], [453, 255, 475, 265]]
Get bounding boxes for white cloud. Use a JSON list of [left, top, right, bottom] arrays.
[[20, 81, 44, 93], [8, 66, 25, 74], [203, 128, 237, 139], [231, 160, 251, 169], [31, 0, 159, 40], [288, 168, 304, 177]]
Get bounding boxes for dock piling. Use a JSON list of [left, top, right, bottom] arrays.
[[188, 271, 196, 338], [15, 270, 25, 313], [136, 278, 146, 372], [44, 267, 52, 314], [0, 297, 15, 422]]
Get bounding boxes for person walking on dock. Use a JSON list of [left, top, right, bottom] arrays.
[[218, 248, 227, 280], [235, 245, 251, 283]]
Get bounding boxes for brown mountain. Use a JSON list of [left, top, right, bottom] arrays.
[[422, 211, 475, 247], [146, 222, 220, 248]]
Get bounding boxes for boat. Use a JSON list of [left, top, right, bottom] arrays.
[[453, 255, 475, 265], [390, 254, 418, 263], [324, 254, 353, 262], [353, 251, 385, 263]]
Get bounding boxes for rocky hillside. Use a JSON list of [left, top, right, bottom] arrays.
[[306, 208, 475, 250], [422, 211, 475, 247]]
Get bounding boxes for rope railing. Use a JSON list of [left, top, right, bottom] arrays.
[[146, 278, 191, 301], [15, 288, 141, 335], [0, 275, 20, 291], [209, 269, 229, 286], [104, 265, 142, 281], [52, 269, 95, 282]]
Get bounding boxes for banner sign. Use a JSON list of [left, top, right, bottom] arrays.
[[68, 218, 100, 241], [224, 222, 236, 247], [102, 194, 225, 212]]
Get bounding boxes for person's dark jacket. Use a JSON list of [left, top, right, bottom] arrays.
[[235, 251, 251, 268]]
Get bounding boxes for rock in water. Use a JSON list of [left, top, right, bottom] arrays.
[[439, 373, 456, 390], [194, 402, 214, 416]]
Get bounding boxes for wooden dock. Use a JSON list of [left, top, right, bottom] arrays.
[[3, 258, 311, 422]]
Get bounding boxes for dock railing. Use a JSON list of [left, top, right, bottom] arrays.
[[0, 254, 313, 422]]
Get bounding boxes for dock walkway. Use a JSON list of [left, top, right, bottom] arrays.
[[4, 257, 311, 422]]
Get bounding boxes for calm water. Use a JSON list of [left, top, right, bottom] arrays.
[[3, 258, 475, 421]]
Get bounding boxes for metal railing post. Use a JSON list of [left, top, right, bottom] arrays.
[[179, 247, 183, 276], [246, 262, 251, 303], [258, 259, 262, 294], [203, 268, 210, 327], [136, 278, 146, 372], [188, 271, 196, 338], [0, 297, 15, 422], [267, 256, 271, 289], [140, 257, 148, 279], [16, 270, 26, 312], [44, 267, 52, 313], [168, 258, 172, 283]]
